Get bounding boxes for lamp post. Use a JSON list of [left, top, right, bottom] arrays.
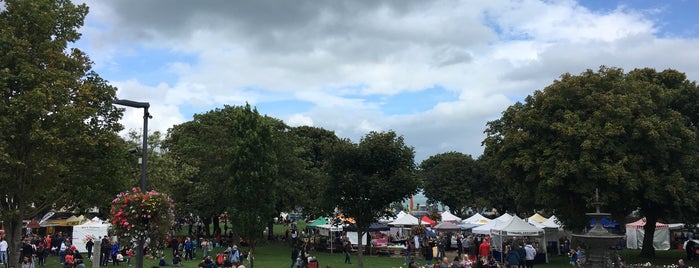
[[113, 99, 150, 268]]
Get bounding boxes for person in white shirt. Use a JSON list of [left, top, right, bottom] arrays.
[[0, 238, 8, 265], [524, 242, 537, 268]]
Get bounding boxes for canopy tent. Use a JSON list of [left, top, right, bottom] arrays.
[[472, 219, 504, 235], [491, 215, 547, 263], [494, 213, 513, 223], [72, 218, 110, 254], [457, 222, 481, 230], [440, 211, 462, 222], [379, 211, 407, 223], [65, 215, 81, 226], [344, 222, 390, 232], [540, 215, 563, 229], [306, 217, 329, 228], [491, 215, 544, 237], [462, 213, 490, 225], [388, 213, 424, 227], [528, 213, 548, 224], [526, 215, 565, 255], [433, 221, 462, 232], [625, 218, 670, 250], [421, 215, 436, 227]]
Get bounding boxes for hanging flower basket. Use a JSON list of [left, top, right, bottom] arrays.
[[110, 188, 175, 255]]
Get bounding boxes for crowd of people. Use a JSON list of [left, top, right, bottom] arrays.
[[400, 233, 541, 268]]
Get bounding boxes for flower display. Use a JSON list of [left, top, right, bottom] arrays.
[[110, 187, 175, 255]]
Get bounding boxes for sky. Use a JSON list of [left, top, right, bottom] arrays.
[[73, 0, 699, 162]]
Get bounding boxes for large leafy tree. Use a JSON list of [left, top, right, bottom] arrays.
[[282, 126, 340, 217], [165, 107, 243, 236], [420, 152, 479, 215], [165, 104, 280, 263], [483, 67, 699, 257], [0, 0, 129, 263], [325, 131, 421, 268]]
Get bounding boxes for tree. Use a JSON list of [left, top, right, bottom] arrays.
[[483, 67, 699, 257], [165, 104, 280, 267], [282, 126, 340, 217], [420, 152, 478, 215], [0, 0, 128, 263], [324, 131, 421, 268]]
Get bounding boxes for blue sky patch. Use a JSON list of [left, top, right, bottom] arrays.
[[370, 86, 459, 116]]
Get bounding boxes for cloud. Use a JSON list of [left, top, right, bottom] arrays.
[[76, 0, 699, 161]]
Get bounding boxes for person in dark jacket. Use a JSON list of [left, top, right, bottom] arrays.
[[505, 246, 520, 268]]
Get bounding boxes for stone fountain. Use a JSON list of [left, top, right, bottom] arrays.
[[572, 189, 625, 267]]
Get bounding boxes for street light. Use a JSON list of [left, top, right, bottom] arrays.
[[113, 99, 150, 268]]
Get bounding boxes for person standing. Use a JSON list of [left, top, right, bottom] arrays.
[[516, 244, 526, 268], [685, 239, 696, 261], [290, 247, 298, 268], [456, 235, 463, 257], [505, 245, 520, 268], [524, 241, 536, 268], [478, 238, 490, 261], [184, 238, 193, 261], [100, 237, 110, 266], [677, 258, 688, 268], [343, 240, 352, 264], [85, 239, 94, 261], [403, 240, 412, 265], [0, 237, 8, 267], [200, 239, 208, 258]]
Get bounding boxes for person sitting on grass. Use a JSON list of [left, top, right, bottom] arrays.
[[158, 257, 170, 267], [172, 254, 182, 267]]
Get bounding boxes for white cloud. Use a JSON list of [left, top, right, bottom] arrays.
[[75, 0, 699, 161]]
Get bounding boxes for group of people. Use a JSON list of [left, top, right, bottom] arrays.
[[290, 240, 320, 268], [401, 233, 540, 268]]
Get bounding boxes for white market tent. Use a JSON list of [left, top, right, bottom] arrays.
[[494, 213, 513, 223], [462, 213, 490, 225], [388, 213, 425, 227], [540, 215, 563, 229], [528, 215, 566, 255], [491, 215, 544, 237], [440, 211, 462, 222], [472, 219, 504, 235], [379, 211, 407, 223], [491, 215, 547, 263], [528, 213, 548, 224], [626, 218, 670, 250], [72, 217, 110, 254]]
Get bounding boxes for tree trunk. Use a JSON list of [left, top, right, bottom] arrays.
[[357, 229, 365, 268], [213, 216, 220, 235], [640, 215, 658, 258], [8, 215, 22, 267], [267, 221, 274, 240], [203, 216, 212, 237]]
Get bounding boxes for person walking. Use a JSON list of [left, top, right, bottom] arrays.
[[524, 241, 536, 268]]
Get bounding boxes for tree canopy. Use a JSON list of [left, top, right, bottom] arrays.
[[0, 0, 128, 263], [483, 67, 699, 257], [420, 152, 479, 214], [324, 131, 420, 268]]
